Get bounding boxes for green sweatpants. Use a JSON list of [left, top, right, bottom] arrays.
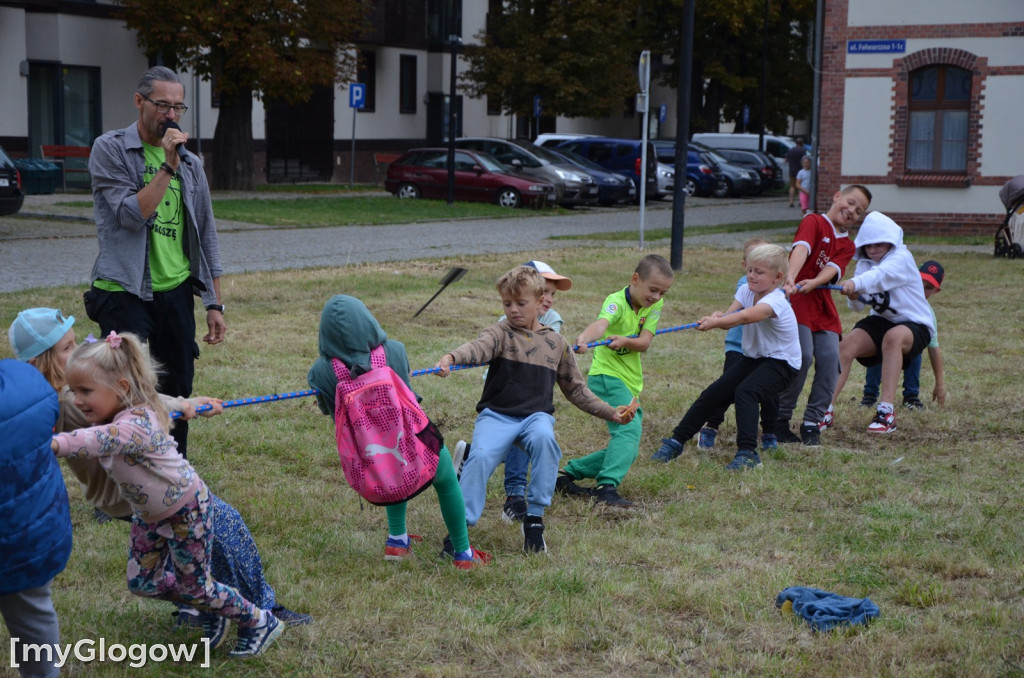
[[385, 445, 470, 553], [562, 374, 642, 487]]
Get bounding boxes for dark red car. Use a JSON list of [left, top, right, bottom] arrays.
[[385, 148, 557, 208]]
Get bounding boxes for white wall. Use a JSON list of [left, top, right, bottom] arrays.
[[863, 185, 1002, 214], [977, 75, 1024, 178], [0, 7, 29, 137], [848, 0, 1024, 26], [841, 78, 894, 176]]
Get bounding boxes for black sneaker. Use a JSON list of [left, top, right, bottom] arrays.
[[201, 613, 230, 650], [501, 495, 528, 524], [228, 613, 283, 658], [93, 507, 113, 524], [903, 396, 924, 410], [440, 534, 455, 560], [522, 516, 547, 554], [452, 440, 470, 480], [800, 423, 821, 447], [592, 484, 633, 508], [775, 422, 801, 444], [271, 605, 313, 627], [555, 471, 591, 498], [860, 395, 878, 408], [172, 608, 202, 630]]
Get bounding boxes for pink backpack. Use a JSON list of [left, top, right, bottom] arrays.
[[331, 346, 441, 505]]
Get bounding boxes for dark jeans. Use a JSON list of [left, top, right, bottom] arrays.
[[84, 282, 198, 457], [864, 353, 923, 400], [672, 356, 797, 452]]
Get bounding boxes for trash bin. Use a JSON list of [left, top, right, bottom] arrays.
[[13, 159, 59, 195]]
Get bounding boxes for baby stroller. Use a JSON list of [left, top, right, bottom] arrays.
[[995, 175, 1024, 258]]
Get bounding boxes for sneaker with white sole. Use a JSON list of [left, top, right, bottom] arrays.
[[697, 426, 718, 449], [384, 534, 423, 562], [819, 409, 834, 430], [800, 423, 821, 447], [725, 450, 763, 470], [229, 613, 283, 658], [201, 614, 230, 649], [452, 440, 470, 480], [867, 409, 897, 434], [761, 433, 777, 451], [502, 496, 528, 524], [522, 516, 547, 554]]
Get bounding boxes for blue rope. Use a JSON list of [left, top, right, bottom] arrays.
[[177, 286, 856, 417]]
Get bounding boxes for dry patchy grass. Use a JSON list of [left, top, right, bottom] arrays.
[[1, 244, 1022, 677]]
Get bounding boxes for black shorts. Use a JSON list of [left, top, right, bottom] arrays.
[[853, 315, 931, 369]]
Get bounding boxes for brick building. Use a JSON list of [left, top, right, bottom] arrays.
[[817, 0, 1024, 235]]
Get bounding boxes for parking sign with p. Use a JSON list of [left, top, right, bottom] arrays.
[[350, 84, 366, 110]]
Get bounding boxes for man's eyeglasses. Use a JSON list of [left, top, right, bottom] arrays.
[[142, 96, 188, 115]]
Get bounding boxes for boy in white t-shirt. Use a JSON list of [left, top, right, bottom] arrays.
[[653, 244, 801, 470]]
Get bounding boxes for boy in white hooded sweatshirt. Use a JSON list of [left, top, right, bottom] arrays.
[[828, 212, 934, 434]]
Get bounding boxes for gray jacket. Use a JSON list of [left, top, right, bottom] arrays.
[[89, 123, 222, 305]]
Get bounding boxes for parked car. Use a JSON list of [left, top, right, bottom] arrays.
[[0, 144, 25, 216], [690, 132, 798, 182], [655, 162, 674, 199], [696, 146, 761, 198], [455, 137, 598, 207], [385, 148, 557, 208], [547, 148, 636, 206], [534, 133, 597, 148], [553, 137, 659, 202], [652, 140, 723, 198], [712, 147, 783, 192]]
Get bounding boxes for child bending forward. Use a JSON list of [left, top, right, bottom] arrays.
[[50, 332, 283, 658], [653, 244, 801, 470]]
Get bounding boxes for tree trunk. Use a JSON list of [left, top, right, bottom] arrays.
[[212, 91, 254, 190]]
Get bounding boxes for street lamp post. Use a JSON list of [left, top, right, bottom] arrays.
[[446, 35, 462, 206]]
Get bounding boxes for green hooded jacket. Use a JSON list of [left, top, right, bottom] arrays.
[[307, 295, 413, 416]]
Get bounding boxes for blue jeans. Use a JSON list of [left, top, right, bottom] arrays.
[[863, 354, 922, 400], [503, 446, 528, 498], [459, 409, 561, 524]]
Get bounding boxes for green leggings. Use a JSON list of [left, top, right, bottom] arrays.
[[563, 374, 643, 487], [385, 446, 470, 553]]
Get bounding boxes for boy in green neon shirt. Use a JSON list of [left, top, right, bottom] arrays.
[[556, 254, 674, 507]]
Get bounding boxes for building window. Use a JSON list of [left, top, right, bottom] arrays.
[[400, 55, 417, 114], [906, 65, 970, 173], [358, 51, 377, 113]]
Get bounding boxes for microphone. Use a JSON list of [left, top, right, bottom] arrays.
[[161, 121, 190, 163]]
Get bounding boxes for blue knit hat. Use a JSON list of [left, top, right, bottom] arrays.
[[8, 308, 76, 360]]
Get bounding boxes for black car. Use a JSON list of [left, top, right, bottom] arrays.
[[546, 148, 636, 206], [711, 148, 782, 193], [0, 144, 25, 216]]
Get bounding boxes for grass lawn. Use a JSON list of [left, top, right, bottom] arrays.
[[1, 243, 1021, 676]]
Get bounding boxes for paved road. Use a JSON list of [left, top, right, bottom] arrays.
[[0, 193, 986, 294], [0, 194, 799, 293]]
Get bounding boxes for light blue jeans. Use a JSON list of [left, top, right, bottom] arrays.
[[460, 409, 561, 524]]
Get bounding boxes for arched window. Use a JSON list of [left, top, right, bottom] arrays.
[[906, 65, 971, 173]]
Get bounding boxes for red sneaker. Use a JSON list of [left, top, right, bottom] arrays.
[[453, 547, 491, 570], [384, 534, 422, 561], [867, 410, 896, 434]]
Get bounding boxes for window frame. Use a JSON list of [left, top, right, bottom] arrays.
[[399, 54, 417, 114], [905, 64, 971, 175]]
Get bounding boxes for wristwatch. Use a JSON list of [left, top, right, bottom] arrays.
[[205, 303, 225, 313]]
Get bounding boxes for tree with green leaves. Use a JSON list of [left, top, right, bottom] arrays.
[[460, 0, 642, 119], [115, 0, 365, 189]]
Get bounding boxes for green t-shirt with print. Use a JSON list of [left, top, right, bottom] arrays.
[[94, 143, 190, 293], [588, 287, 663, 397]]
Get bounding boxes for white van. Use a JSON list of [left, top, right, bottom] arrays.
[[691, 133, 798, 181]]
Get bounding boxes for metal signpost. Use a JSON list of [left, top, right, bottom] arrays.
[[637, 50, 651, 250], [349, 83, 366, 187]]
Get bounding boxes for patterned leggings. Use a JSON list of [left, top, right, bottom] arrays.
[[126, 483, 262, 627]]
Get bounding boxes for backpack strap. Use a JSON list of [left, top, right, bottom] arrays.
[[369, 345, 387, 369], [331, 357, 351, 383]]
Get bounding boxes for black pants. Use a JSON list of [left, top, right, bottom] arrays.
[[672, 356, 797, 452], [84, 282, 198, 457]]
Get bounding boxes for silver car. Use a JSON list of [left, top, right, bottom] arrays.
[[455, 137, 599, 207]]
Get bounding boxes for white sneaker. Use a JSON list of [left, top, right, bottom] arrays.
[[452, 440, 470, 480]]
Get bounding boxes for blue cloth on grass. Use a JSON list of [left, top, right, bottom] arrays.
[[776, 586, 880, 631]]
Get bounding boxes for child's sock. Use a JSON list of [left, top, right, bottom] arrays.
[[878, 402, 894, 415], [388, 533, 408, 547]]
